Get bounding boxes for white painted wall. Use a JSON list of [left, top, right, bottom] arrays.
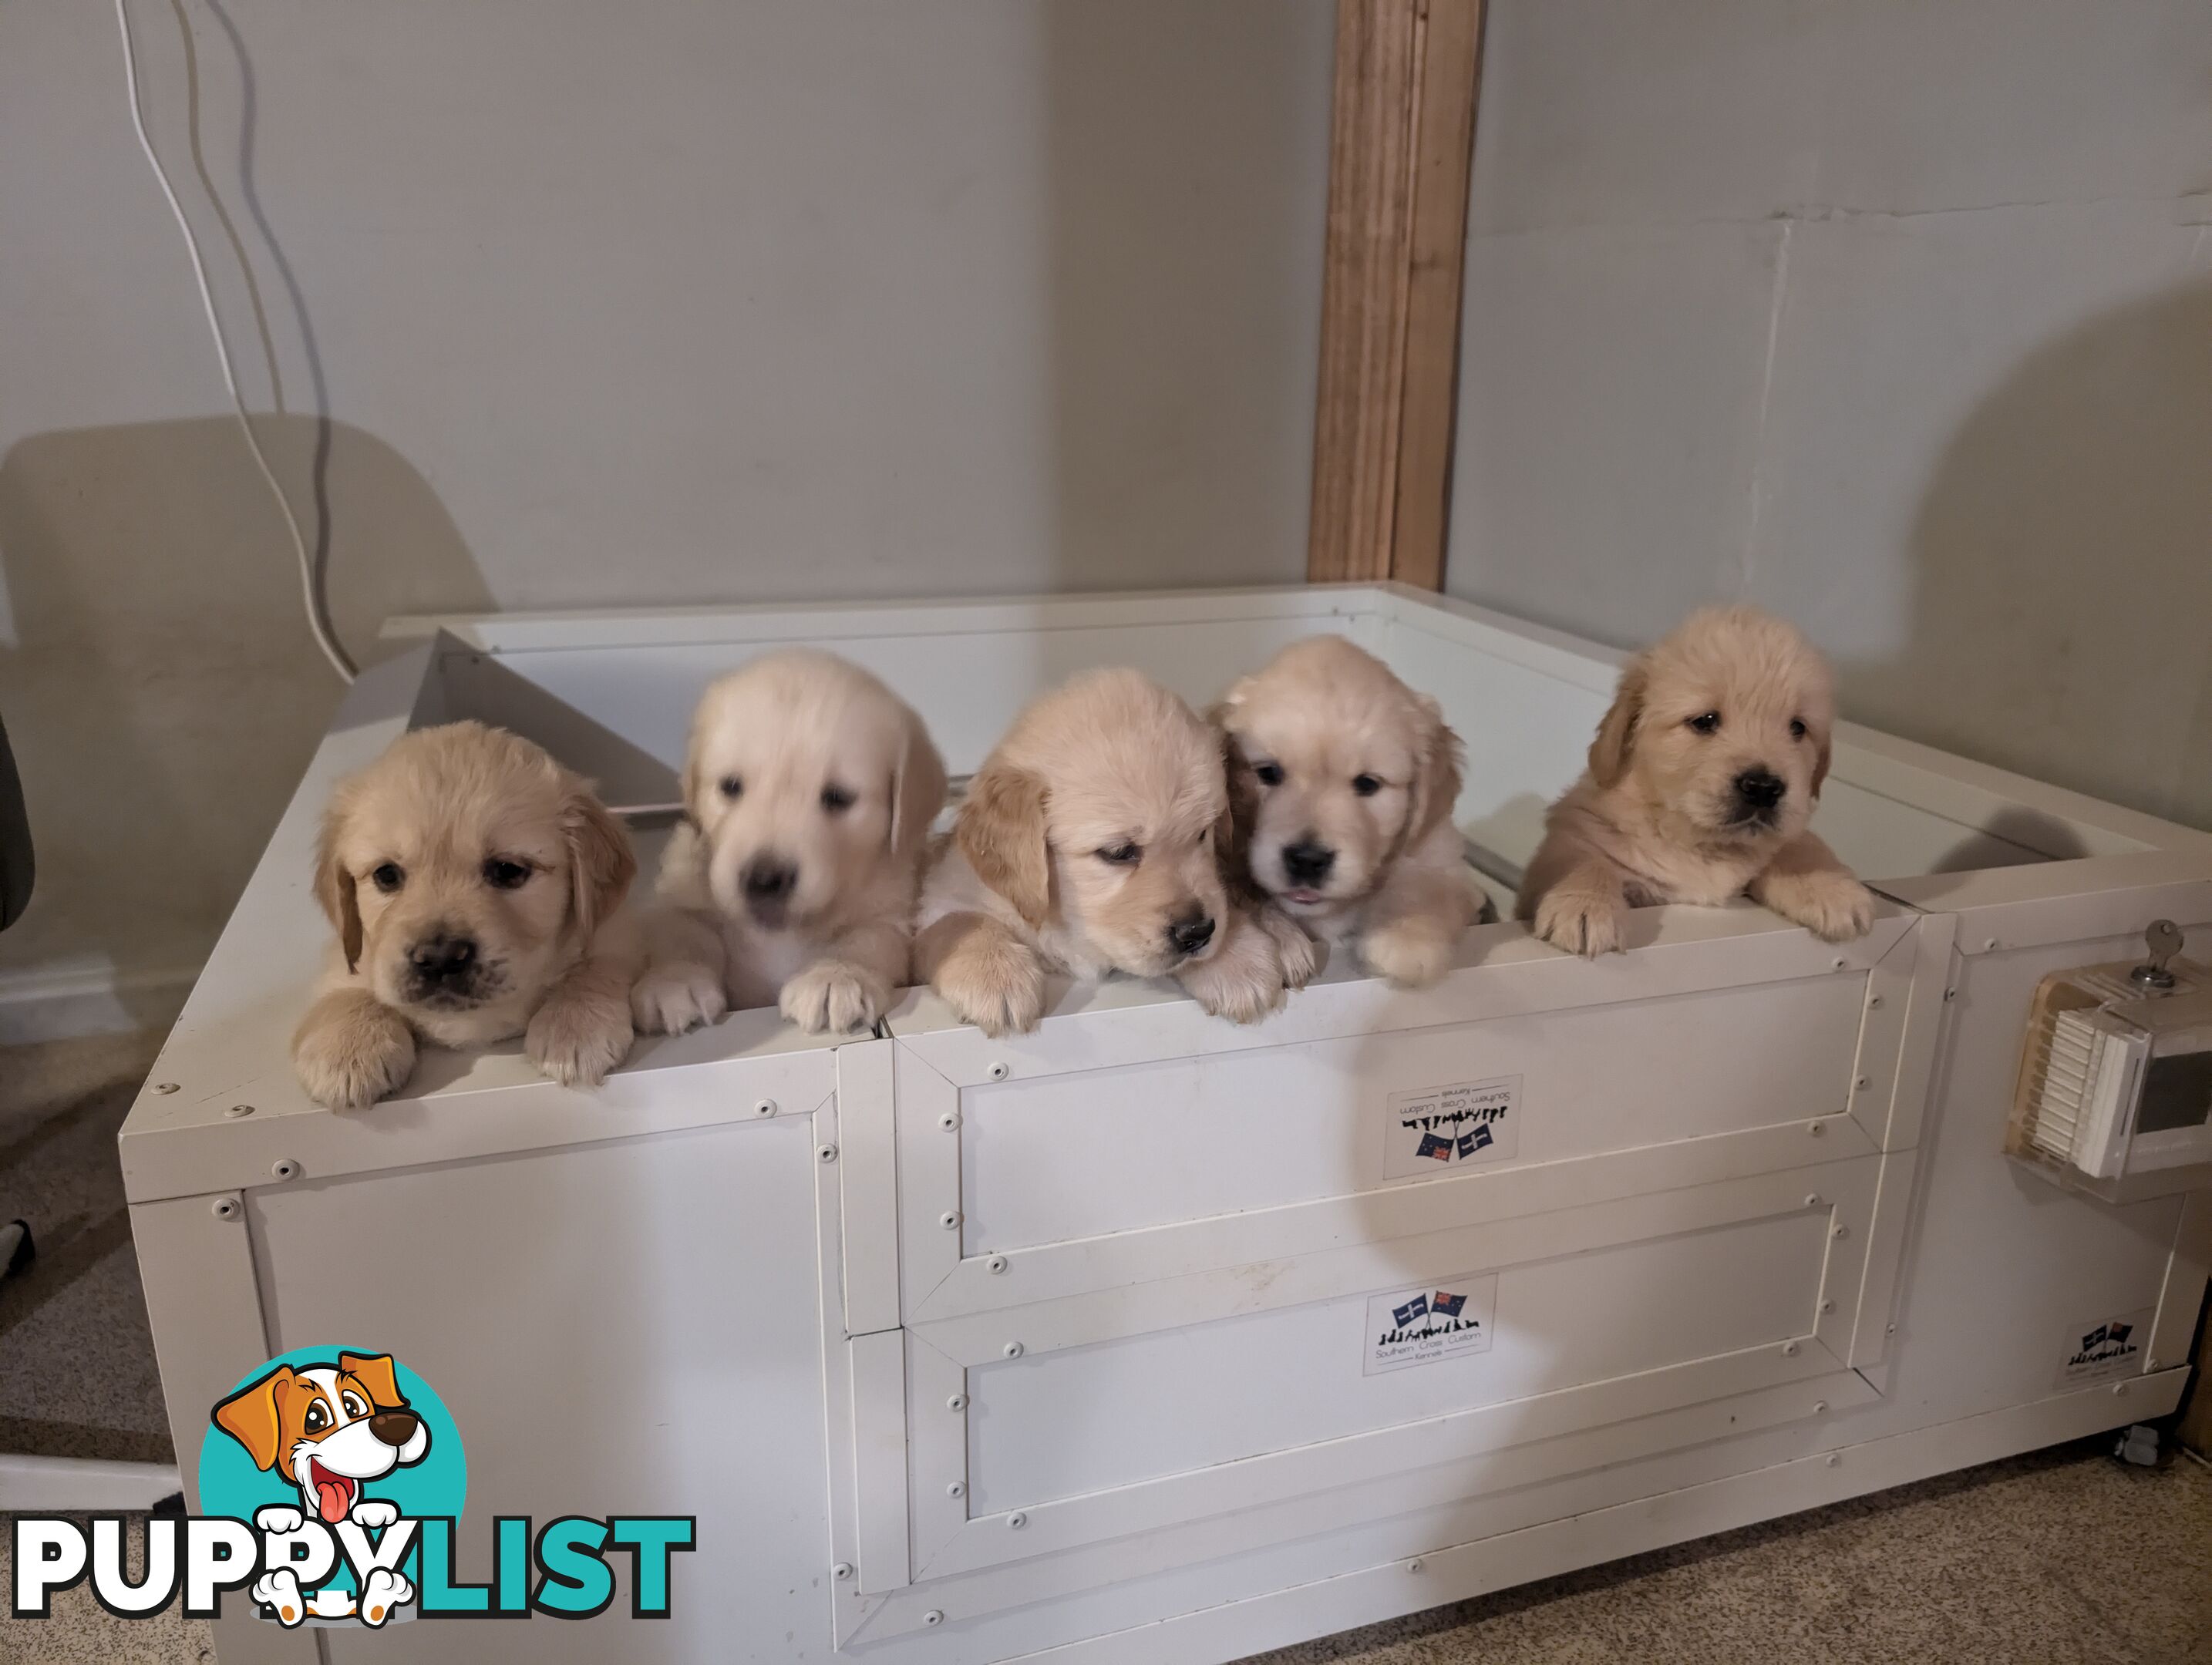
[[1448, 0, 2212, 836], [0, 0, 1333, 1031]]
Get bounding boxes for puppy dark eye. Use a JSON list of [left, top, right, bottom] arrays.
[[1253, 762, 1284, 787], [341, 1392, 368, 1419], [718, 775, 742, 799], [304, 1401, 328, 1432], [1098, 843, 1141, 866], [1688, 711, 1721, 735], [1352, 774, 1383, 797], [1789, 718, 1809, 740], [370, 863, 404, 893], [483, 858, 531, 890], [820, 783, 856, 814]]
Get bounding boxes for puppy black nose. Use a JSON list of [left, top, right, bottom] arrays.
[[742, 857, 797, 900], [1281, 839, 1335, 886], [1735, 769, 1786, 810], [407, 936, 476, 982], [369, 1409, 420, 1448], [1167, 912, 1217, 957]]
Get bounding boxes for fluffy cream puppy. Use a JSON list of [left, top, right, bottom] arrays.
[[1214, 636, 1476, 987], [294, 722, 641, 1110], [634, 650, 946, 1035], [917, 668, 1311, 1037], [1517, 605, 1875, 955]]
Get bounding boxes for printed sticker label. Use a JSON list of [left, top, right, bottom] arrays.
[[1363, 1273, 1499, 1376], [1383, 1075, 1520, 1179], [2055, 1305, 2156, 1388]]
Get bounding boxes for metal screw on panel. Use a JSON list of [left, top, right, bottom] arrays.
[[1820, 1299, 1836, 1314], [833, 1563, 853, 1581], [152, 1082, 180, 1095], [1832, 1223, 1849, 1240], [1002, 1341, 1024, 1360], [923, 1610, 944, 1627], [1782, 1341, 1800, 1357], [986, 1255, 1008, 1275], [988, 1062, 1010, 1081], [940, 1210, 961, 1230], [1813, 1401, 1828, 1414], [947, 1394, 968, 1411], [1809, 1122, 1826, 1138], [2113, 1383, 2129, 1398], [946, 1481, 965, 1498], [1887, 1323, 1897, 1334], [1008, 1512, 1027, 1529], [1804, 1193, 1822, 1208], [1867, 996, 1883, 1011], [1944, 988, 1958, 1002], [1824, 1454, 1840, 1468], [939, 1112, 961, 1132], [1984, 937, 2000, 951], [210, 1196, 239, 1220], [225, 1103, 253, 1118], [1856, 1076, 1870, 1091], [2149, 1358, 2164, 1371], [754, 1098, 777, 1118], [271, 1159, 300, 1181], [1832, 957, 1846, 970], [818, 1144, 839, 1163], [1408, 1558, 1425, 1574]]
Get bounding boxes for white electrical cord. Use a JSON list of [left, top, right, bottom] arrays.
[[114, 0, 357, 683]]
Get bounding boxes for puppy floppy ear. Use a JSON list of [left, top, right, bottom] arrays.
[[561, 777, 637, 940], [1588, 658, 1648, 789], [338, 1352, 407, 1411], [958, 758, 1052, 928], [1406, 696, 1466, 843], [889, 713, 949, 859], [212, 1365, 295, 1472], [312, 799, 363, 973]]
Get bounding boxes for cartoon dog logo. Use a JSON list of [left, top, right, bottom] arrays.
[[210, 1351, 429, 1626]]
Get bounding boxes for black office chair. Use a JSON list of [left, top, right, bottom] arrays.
[[2, 713, 33, 1279]]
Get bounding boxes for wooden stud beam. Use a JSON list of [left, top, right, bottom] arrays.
[[1308, 0, 1485, 590]]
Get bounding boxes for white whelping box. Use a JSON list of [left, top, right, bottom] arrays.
[[120, 584, 2212, 1665]]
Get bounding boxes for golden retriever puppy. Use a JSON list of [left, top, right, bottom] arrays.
[[633, 650, 945, 1035], [293, 722, 641, 1110], [1517, 605, 1875, 955], [1214, 635, 1477, 988], [915, 668, 1308, 1037]]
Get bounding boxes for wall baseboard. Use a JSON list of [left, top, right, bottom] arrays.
[[0, 959, 198, 1047]]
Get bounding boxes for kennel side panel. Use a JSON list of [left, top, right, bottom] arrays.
[[415, 592, 1390, 783], [253, 1115, 837, 1665]]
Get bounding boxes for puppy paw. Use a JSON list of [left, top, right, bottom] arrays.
[[1360, 920, 1456, 989], [294, 1001, 417, 1111], [1255, 908, 1322, 990], [1530, 886, 1625, 957], [251, 1569, 306, 1628], [254, 1504, 305, 1536], [527, 995, 634, 1088], [1178, 926, 1288, 1024], [935, 942, 1049, 1038], [1761, 867, 1877, 942], [781, 960, 889, 1034], [348, 1498, 400, 1531], [359, 1566, 412, 1627], [630, 963, 727, 1035]]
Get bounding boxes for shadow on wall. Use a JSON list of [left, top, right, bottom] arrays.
[[0, 418, 491, 991], [1041, 0, 1330, 592], [1847, 278, 2212, 832]]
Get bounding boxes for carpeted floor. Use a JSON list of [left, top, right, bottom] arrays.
[[1, 1032, 2208, 1664]]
